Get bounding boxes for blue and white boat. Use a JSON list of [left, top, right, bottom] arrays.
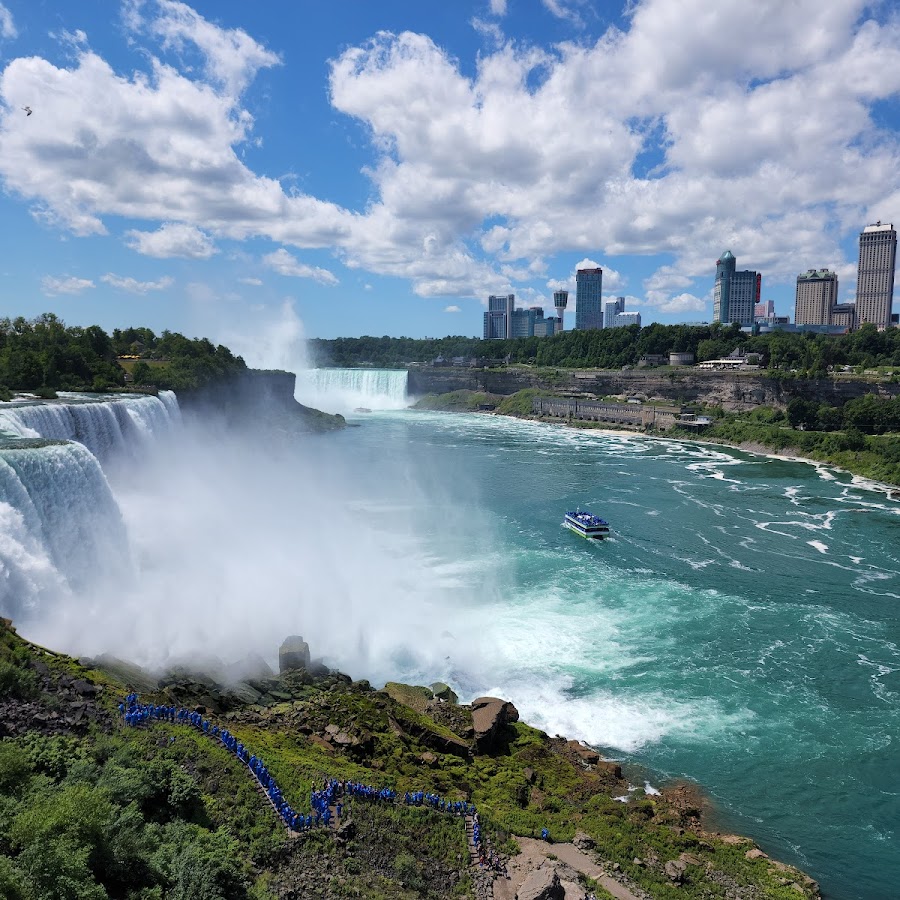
[[563, 510, 610, 540]]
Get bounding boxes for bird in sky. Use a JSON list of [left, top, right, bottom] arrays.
[[22, 106, 32, 116]]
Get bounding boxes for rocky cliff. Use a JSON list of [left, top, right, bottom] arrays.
[[408, 367, 900, 411], [177, 369, 345, 431]]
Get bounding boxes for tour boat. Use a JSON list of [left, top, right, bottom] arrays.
[[563, 510, 610, 540]]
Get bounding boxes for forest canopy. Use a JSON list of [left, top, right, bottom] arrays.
[[311, 322, 900, 373], [0, 314, 246, 394]]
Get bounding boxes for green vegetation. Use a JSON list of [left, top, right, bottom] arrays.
[[683, 404, 900, 485], [312, 323, 900, 374], [0, 314, 247, 395], [0, 619, 821, 899], [412, 391, 502, 411]]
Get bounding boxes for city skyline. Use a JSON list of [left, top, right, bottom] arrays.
[[0, 1, 899, 352]]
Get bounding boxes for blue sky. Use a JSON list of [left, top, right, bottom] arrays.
[[0, 0, 899, 352]]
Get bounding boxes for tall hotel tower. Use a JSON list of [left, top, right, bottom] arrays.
[[855, 222, 896, 328], [553, 290, 568, 330], [795, 270, 838, 326], [575, 268, 603, 330], [713, 251, 760, 326]]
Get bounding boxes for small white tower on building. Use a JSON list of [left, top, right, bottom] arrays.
[[553, 290, 568, 331]]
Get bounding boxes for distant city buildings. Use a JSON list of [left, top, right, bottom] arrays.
[[856, 222, 897, 329], [613, 311, 641, 327], [712, 251, 761, 326], [604, 296, 625, 328], [575, 268, 604, 330], [794, 269, 838, 326], [483, 294, 560, 339]]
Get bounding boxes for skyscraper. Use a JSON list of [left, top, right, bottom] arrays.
[[604, 297, 625, 329], [483, 294, 515, 339], [575, 268, 603, 330], [855, 222, 896, 328], [794, 270, 838, 326], [713, 251, 760, 326]]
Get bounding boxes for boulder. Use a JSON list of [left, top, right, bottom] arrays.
[[745, 848, 768, 860], [72, 679, 98, 696], [430, 682, 459, 704], [470, 696, 519, 753], [573, 831, 595, 851], [516, 865, 564, 900], [279, 636, 311, 673], [665, 859, 687, 882]]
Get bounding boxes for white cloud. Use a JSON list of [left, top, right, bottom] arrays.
[[655, 292, 707, 314], [127, 0, 281, 96], [262, 248, 338, 285], [238, 276, 263, 286], [0, 3, 17, 39], [541, 0, 582, 25], [3, 0, 900, 314], [100, 273, 174, 293], [444, 304, 461, 312], [41, 275, 95, 296], [126, 224, 218, 259]]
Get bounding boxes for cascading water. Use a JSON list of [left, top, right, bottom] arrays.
[[0, 392, 181, 622], [294, 368, 409, 413]]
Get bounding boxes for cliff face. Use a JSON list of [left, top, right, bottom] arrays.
[[177, 369, 345, 431], [408, 368, 900, 411]]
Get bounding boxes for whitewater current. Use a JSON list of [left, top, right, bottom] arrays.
[[1, 373, 898, 899]]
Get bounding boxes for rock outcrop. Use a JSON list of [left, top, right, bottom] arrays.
[[471, 695, 519, 753], [516, 864, 564, 900], [279, 635, 311, 673]]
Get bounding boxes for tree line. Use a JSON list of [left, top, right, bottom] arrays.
[[0, 314, 246, 395], [311, 323, 900, 373]]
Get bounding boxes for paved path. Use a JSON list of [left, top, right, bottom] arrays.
[[495, 836, 642, 900]]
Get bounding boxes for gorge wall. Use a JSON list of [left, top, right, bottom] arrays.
[[407, 367, 900, 411], [178, 369, 345, 430]]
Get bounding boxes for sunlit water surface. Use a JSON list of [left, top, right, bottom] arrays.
[[332, 409, 900, 900]]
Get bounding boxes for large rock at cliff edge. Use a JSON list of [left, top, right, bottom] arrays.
[[279, 636, 311, 673], [516, 865, 564, 900], [471, 696, 519, 752]]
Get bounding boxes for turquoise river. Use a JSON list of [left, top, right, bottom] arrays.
[[331, 407, 900, 900]]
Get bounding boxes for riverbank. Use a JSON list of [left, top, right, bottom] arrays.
[[410, 390, 900, 492], [0, 619, 821, 899]]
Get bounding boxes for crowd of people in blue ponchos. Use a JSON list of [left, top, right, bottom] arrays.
[[117, 693, 498, 860]]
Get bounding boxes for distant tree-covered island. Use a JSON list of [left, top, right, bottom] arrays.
[[0, 314, 246, 396], [312, 322, 900, 375]]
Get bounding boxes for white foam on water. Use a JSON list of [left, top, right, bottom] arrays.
[[644, 782, 661, 796], [808, 540, 829, 554]]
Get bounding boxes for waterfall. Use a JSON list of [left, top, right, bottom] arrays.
[[0, 391, 181, 622], [294, 369, 409, 414], [0, 391, 180, 463]]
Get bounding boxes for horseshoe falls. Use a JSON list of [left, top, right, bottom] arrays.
[[1, 394, 898, 899], [294, 367, 408, 414]]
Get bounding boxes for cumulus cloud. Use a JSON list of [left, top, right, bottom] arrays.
[[41, 275, 95, 296], [238, 276, 263, 286], [100, 273, 174, 293], [262, 249, 338, 285], [3, 0, 900, 314], [126, 224, 218, 259], [0, 3, 17, 39], [444, 304, 461, 312]]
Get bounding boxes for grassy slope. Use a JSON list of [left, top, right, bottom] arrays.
[[0, 621, 819, 899]]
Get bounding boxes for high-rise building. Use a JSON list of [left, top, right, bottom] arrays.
[[604, 297, 625, 329], [830, 303, 856, 330], [855, 222, 896, 328], [794, 270, 838, 326], [614, 312, 641, 327], [510, 307, 537, 338], [713, 251, 760, 326], [754, 300, 775, 321], [553, 290, 568, 331], [483, 294, 515, 339], [575, 268, 603, 330]]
